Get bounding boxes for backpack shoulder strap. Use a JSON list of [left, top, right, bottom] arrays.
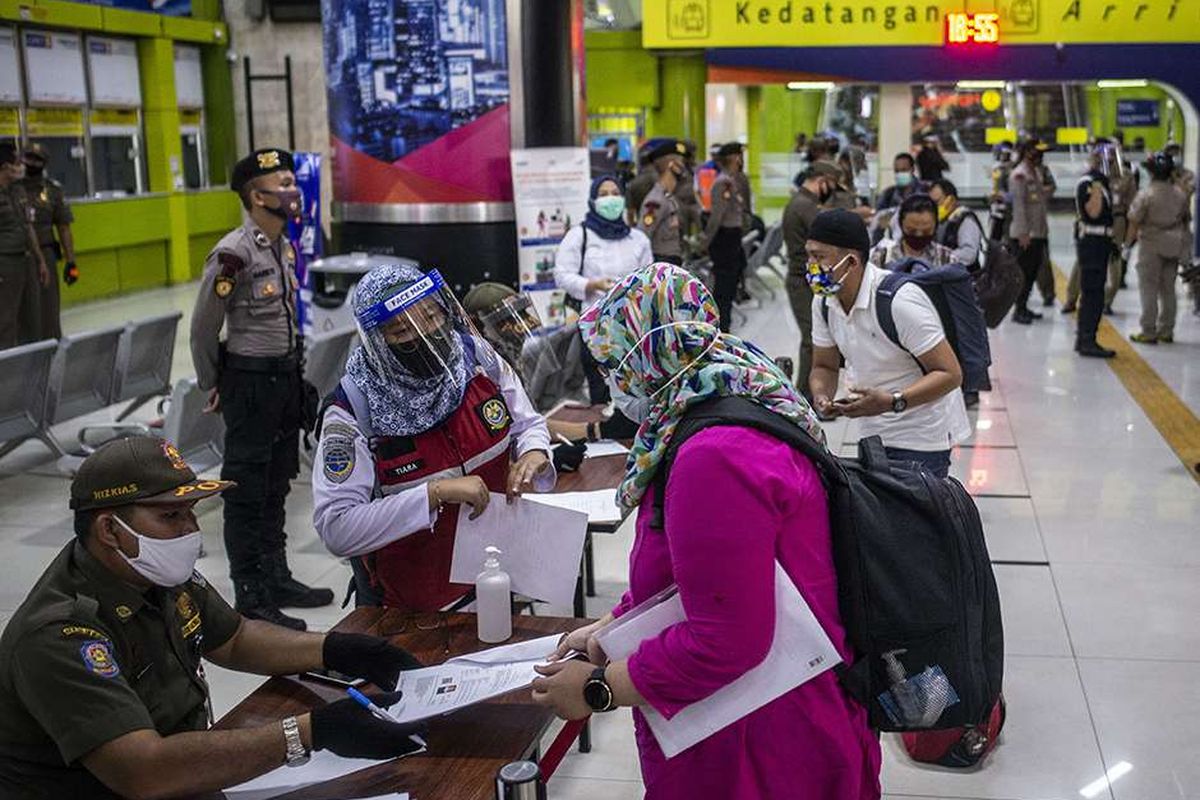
[[579, 225, 588, 275], [873, 270, 930, 375], [649, 396, 844, 528], [337, 375, 374, 438]]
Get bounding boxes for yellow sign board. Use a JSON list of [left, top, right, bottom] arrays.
[[1056, 126, 1090, 144], [985, 127, 1018, 144], [26, 108, 84, 137], [644, 0, 1200, 47], [0, 108, 19, 138], [91, 109, 140, 128]]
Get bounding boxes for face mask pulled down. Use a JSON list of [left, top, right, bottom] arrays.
[[112, 515, 202, 587]]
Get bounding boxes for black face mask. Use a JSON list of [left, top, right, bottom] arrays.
[[23, 162, 44, 178], [388, 323, 459, 380], [261, 188, 302, 221], [903, 233, 934, 252], [818, 181, 834, 204]]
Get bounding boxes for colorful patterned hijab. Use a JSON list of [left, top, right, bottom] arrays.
[[579, 263, 825, 510]]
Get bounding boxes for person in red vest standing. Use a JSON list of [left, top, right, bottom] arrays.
[[312, 263, 555, 610]]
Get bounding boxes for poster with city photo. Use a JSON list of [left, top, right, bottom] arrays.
[[320, 0, 512, 205], [510, 148, 591, 330]]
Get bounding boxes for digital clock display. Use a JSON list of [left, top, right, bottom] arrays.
[[946, 12, 1001, 44]]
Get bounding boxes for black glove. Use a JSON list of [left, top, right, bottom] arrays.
[[323, 631, 424, 691], [552, 440, 586, 472], [63, 261, 79, 286], [310, 690, 427, 759]]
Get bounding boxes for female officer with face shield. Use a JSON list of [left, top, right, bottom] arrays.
[[312, 263, 555, 611]]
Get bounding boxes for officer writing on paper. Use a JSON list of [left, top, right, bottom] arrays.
[[0, 436, 427, 800], [190, 148, 334, 631], [312, 263, 555, 610], [532, 264, 880, 800]]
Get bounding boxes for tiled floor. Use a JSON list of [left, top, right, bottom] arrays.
[[1, 212, 1197, 799]]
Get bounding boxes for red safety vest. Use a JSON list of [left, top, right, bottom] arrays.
[[338, 374, 513, 611]]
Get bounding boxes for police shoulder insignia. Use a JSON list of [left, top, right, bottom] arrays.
[[80, 639, 120, 678], [114, 604, 133, 620], [643, 214, 655, 227], [61, 624, 108, 640], [477, 396, 511, 433], [253, 230, 271, 247], [214, 276, 234, 298], [323, 436, 355, 484]]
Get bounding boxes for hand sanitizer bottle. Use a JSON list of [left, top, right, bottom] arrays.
[[476, 546, 512, 643]]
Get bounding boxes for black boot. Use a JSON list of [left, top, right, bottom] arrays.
[[263, 550, 335, 609], [1076, 341, 1116, 359], [235, 579, 307, 631]]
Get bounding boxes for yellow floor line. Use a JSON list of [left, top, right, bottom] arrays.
[[1053, 265, 1200, 484]]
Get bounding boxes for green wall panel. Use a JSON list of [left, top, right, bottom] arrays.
[[185, 190, 242, 236], [118, 242, 169, 292], [188, 233, 222, 279], [62, 250, 121, 307], [586, 49, 659, 109], [100, 6, 162, 35], [71, 197, 171, 252]]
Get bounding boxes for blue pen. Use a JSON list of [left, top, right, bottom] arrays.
[[346, 687, 428, 750]]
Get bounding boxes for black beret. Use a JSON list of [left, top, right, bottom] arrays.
[[808, 209, 870, 254], [645, 139, 688, 163], [717, 142, 745, 157], [230, 148, 295, 193]]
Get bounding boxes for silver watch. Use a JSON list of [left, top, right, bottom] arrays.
[[281, 716, 310, 767]]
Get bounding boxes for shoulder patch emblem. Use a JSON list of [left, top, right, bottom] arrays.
[[80, 640, 120, 678], [476, 396, 511, 433], [723, 190, 731, 200], [214, 276, 234, 298], [642, 214, 655, 227], [217, 251, 245, 275], [323, 437, 355, 484], [322, 422, 359, 442]]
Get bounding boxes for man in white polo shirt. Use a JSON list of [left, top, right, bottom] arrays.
[[805, 209, 970, 477]]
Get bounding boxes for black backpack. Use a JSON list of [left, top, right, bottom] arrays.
[[651, 396, 1004, 732], [974, 240, 1024, 328]]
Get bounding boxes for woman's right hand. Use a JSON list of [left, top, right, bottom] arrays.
[[586, 277, 616, 293], [429, 476, 490, 520], [548, 615, 612, 665]]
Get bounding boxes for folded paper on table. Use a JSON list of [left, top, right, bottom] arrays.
[[449, 494, 587, 606], [594, 561, 842, 758], [222, 748, 422, 800], [386, 634, 562, 724], [526, 489, 623, 525], [585, 440, 630, 458]]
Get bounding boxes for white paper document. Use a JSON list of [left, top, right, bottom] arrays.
[[450, 494, 587, 606], [585, 440, 630, 459], [595, 562, 842, 758], [222, 749, 420, 799], [386, 634, 561, 724], [526, 489, 624, 525]]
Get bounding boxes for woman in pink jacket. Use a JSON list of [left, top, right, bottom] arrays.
[[532, 263, 881, 799]]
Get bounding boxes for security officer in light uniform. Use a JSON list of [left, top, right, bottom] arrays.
[[0, 436, 427, 799], [701, 142, 750, 332], [638, 138, 688, 265], [19, 142, 76, 340], [190, 148, 333, 631], [0, 141, 48, 349]]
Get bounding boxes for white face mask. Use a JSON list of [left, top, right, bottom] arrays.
[[111, 514, 202, 587], [612, 321, 722, 403]]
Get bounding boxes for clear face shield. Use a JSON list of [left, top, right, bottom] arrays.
[[354, 269, 487, 385], [1091, 143, 1124, 179], [477, 293, 562, 375]]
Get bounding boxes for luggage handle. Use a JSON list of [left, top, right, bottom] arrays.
[[858, 435, 891, 474]]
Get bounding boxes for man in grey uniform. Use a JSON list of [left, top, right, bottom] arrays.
[[701, 142, 749, 332], [20, 143, 76, 340], [638, 139, 688, 265], [0, 142, 47, 349], [190, 148, 333, 630], [1009, 139, 1053, 324]]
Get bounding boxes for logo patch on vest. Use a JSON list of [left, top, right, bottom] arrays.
[[477, 396, 510, 433], [80, 640, 120, 678], [323, 436, 355, 483]]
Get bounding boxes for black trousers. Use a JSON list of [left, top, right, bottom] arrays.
[[710, 227, 747, 333], [1076, 235, 1111, 346], [579, 328, 610, 404], [219, 365, 302, 583], [1014, 237, 1048, 312]]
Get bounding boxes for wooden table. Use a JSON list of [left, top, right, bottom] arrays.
[[211, 610, 586, 800]]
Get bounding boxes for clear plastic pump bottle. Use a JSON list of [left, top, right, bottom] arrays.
[[476, 545, 512, 643]]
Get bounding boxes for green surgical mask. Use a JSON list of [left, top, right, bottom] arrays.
[[594, 195, 625, 222]]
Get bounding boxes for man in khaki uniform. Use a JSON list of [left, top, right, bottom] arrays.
[[0, 142, 47, 349], [190, 148, 333, 630], [0, 436, 425, 800], [1127, 152, 1190, 344], [1009, 139, 1053, 323], [19, 143, 76, 340], [637, 139, 688, 265], [700, 143, 749, 332], [782, 161, 841, 396]]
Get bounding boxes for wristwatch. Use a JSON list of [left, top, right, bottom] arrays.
[[583, 666, 616, 713], [891, 391, 908, 414], [281, 716, 310, 767]]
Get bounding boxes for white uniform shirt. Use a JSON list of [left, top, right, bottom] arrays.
[[811, 263, 971, 452], [312, 355, 556, 558], [553, 225, 652, 308]]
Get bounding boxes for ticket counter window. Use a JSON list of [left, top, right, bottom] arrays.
[[91, 132, 142, 196], [27, 136, 87, 198], [180, 113, 207, 190]]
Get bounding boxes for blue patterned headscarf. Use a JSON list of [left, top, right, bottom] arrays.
[[579, 263, 825, 510], [345, 263, 471, 436]]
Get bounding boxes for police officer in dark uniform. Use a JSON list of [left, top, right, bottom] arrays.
[[190, 148, 333, 630], [0, 141, 47, 349], [1074, 148, 1117, 359], [637, 139, 689, 265], [0, 436, 425, 800], [19, 142, 76, 340]]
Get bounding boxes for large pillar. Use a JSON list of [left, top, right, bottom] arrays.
[[647, 53, 706, 144], [877, 83, 913, 190], [325, 0, 585, 291], [138, 37, 190, 285]]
